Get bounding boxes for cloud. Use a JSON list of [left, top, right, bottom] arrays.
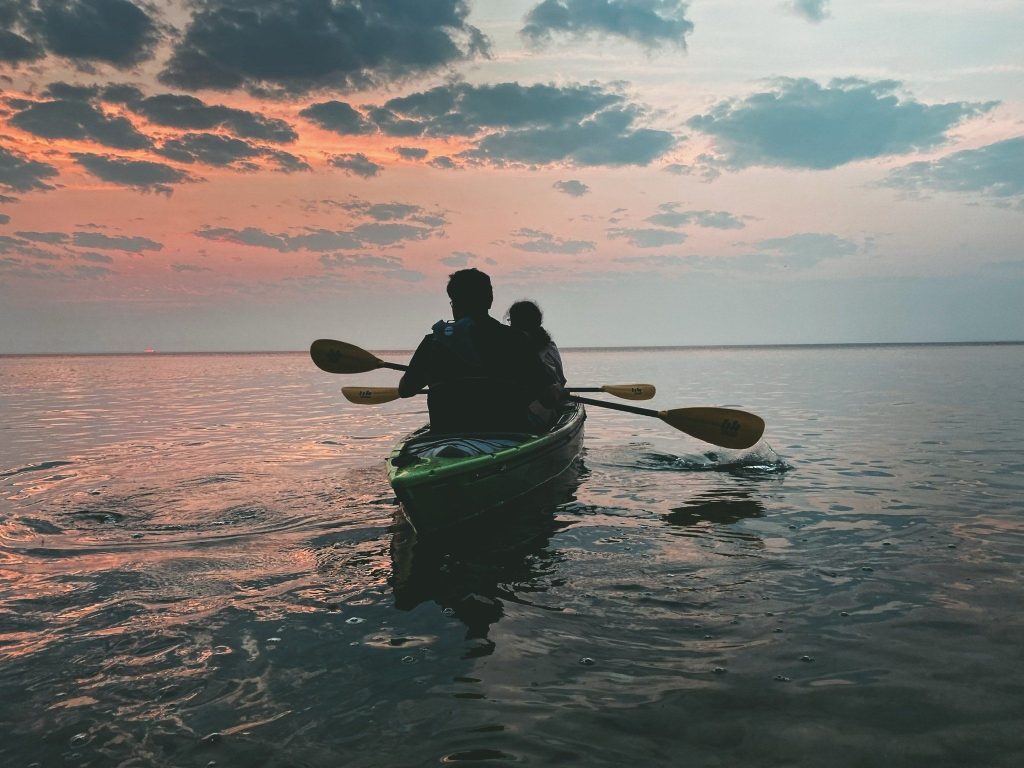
[[0, 144, 60, 192], [430, 155, 457, 169], [329, 153, 383, 178], [607, 227, 687, 247], [336, 200, 444, 226], [882, 137, 1024, 209], [299, 101, 375, 135], [9, 97, 152, 150], [790, 0, 830, 23], [71, 264, 115, 278], [395, 146, 429, 160], [465, 106, 674, 166], [2, 0, 161, 69], [72, 231, 162, 252], [78, 251, 113, 263], [72, 153, 197, 194], [170, 262, 210, 272], [195, 212, 445, 252], [0, 213, 8, 225], [736, 233, 858, 270], [510, 227, 595, 254], [687, 78, 997, 170], [320, 252, 426, 282], [160, 0, 490, 95], [304, 82, 675, 168], [441, 250, 478, 267], [14, 230, 69, 243], [554, 179, 589, 196], [157, 133, 310, 172], [645, 203, 746, 229], [522, 0, 694, 49], [0, 194, 20, 203], [0, 29, 44, 65], [119, 92, 298, 143]]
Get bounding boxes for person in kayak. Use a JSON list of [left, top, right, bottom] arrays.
[[506, 300, 566, 430], [398, 269, 561, 434]]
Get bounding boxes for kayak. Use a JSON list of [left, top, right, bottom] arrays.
[[387, 401, 586, 534]]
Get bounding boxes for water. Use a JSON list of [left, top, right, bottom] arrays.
[[1, 345, 1022, 767]]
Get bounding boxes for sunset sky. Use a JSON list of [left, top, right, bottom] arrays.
[[1, 0, 1022, 352]]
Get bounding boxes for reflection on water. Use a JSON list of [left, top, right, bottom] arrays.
[[1, 347, 1023, 766], [391, 466, 581, 646]]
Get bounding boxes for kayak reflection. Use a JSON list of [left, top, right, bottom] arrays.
[[389, 462, 584, 646]]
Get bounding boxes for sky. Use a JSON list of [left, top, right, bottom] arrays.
[[0, 0, 1022, 353]]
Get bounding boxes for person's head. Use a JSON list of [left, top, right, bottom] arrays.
[[506, 300, 543, 331], [506, 300, 552, 349], [447, 268, 493, 318]]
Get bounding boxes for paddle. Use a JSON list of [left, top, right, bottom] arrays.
[[569, 395, 765, 450], [312, 340, 652, 402], [311, 338, 408, 373], [342, 384, 656, 405]]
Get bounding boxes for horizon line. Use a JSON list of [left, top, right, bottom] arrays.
[[2, 339, 1023, 357]]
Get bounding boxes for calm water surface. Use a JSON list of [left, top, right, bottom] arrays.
[[1, 345, 1022, 767]]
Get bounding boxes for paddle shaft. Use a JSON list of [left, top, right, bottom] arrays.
[[569, 395, 657, 417]]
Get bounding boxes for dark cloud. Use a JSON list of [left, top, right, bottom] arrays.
[[607, 227, 687, 248], [121, 93, 298, 143], [883, 137, 1024, 209], [429, 155, 456, 169], [465, 106, 674, 166], [299, 101, 375, 135], [395, 146, 428, 159], [72, 153, 197, 195], [44, 81, 100, 101], [0, 213, 8, 224], [157, 133, 310, 172], [0, 144, 60, 192], [522, 0, 694, 49], [0, 233, 61, 259], [0, 194, 19, 203], [170, 262, 210, 272], [329, 153, 383, 178], [510, 227, 595, 254], [10, 98, 153, 150], [160, 0, 490, 95], [645, 204, 746, 229], [304, 82, 673, 168], [72, 231, 162, 252], [15, 231, 69, 243], [687, 78, 997, 171], [790, 0, 830, 23], [554, 179, 589, 196], [7, 0, 162, 69], [0, 29, 45, 64]]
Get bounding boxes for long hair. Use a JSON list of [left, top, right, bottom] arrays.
[[506, 300, 552, 351]]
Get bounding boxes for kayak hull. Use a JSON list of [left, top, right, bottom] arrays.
[[387, 402, 585, 534]]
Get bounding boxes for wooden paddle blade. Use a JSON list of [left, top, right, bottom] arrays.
[[601, 383, 656, 401], [311, 339, 385, 374], [342, 386, 402, 404], [658, 407, 765, 449]]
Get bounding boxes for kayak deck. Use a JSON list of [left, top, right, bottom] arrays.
[[387, 402, 585, 534]]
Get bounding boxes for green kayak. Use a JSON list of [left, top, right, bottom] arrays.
[[387, 401, 586, 534]]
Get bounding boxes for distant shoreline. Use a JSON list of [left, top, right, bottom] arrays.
[[2, 340, 1023, 357]]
